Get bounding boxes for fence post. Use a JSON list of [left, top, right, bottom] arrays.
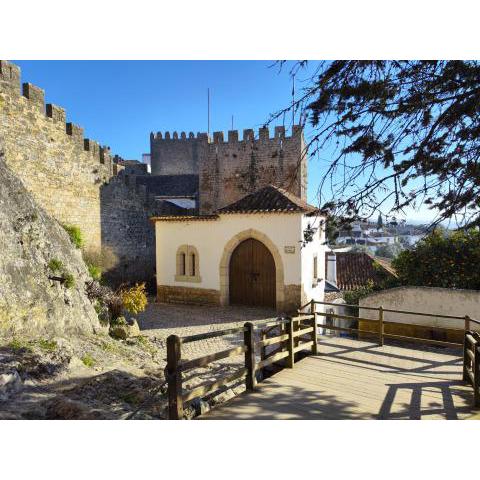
[[260, 329, 266, 362], [465, 315, 471, 332], [310, 300, 318, 355], [287, 317, 295, 368], [244, 322, 256, 391], [378, 306, 384, 347], [462, 331, 469, 382], [166, 334, 183, 420], [474, 345, 480, 407]]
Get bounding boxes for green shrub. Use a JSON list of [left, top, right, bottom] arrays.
[[392, 229, 480, 289], [343, 280, 375, 305], [111, 316, 128, 326], [9, 338, 32, 352], [81, 353, 96, 368], [63, 272, 75, 289], [120, 283, 148, 315], [62, 224, 84, 249], [48, 258, 63, 273], [38, 339, 57, 352], [87, 264, 102, 281]]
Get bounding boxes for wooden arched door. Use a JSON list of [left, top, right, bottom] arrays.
[[229, 238, 276, 308]]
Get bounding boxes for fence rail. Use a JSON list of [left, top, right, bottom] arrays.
[[463, 331, 480, 407], [299, 300, 480, 350], [166, 314, 317, 419], [299, 299, 480, 407], [166, 300, 480, 418]]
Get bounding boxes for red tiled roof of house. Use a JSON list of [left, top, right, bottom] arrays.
[[326, 252, 397, 291], [217, 185, 319, 214]]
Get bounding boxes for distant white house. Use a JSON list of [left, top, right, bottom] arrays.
[[335, 221, 425, 253]]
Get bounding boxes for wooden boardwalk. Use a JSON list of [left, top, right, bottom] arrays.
[[203, 337, 477, 420]]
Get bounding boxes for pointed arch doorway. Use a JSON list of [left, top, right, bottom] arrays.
[[229, 238, 276, 308]]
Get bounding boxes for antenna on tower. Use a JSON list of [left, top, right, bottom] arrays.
[[231, 115, 234, 130], [291, 73, 296, 127], [207, 88, 210, 139]]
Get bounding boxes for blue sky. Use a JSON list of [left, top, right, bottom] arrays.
[[14, 60, 435, 223]]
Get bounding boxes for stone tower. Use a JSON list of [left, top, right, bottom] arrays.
[[150, 126, 307, 214]]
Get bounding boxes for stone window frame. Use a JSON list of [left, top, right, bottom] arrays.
[[175, 245, 201, 283]]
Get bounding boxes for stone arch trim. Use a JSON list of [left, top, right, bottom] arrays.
[[219, 229, 285, 310]]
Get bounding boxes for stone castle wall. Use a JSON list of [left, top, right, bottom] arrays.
[[100, 175, 158, 287], [0, 60, 118, 249], [0, 60, 156, 286], [150, 126, 307, 214]]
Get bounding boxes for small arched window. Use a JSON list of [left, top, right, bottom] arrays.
[[191, 253, 196, 276], [180, 253, 186, 276], [175, 245, 200, 282]]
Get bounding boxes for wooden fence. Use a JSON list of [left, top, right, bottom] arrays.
[[302, 300, 480, 349], [301, 299, 480, 407], [463, 331, 480, 407], [166, 314, 317, 419], [166, 300, 480, 417]]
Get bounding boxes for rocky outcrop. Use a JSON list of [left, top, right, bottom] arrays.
[[0, 150, 102, 336]]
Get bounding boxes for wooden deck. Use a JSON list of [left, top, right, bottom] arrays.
[[202, 336, 477, 419]]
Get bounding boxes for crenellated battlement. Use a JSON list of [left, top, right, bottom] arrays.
[[150, 131, 209, 141], [0, 60, 124, 250], [150, 126, 301, 144], [0, 60, 114, 166]]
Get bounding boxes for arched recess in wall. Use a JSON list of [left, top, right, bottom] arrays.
[[219, 229, 284, 310]]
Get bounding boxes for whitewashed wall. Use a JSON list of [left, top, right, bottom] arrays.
[[155, 213, 301, 289], [359, 286, 480, 331], [154, 211, 326, 306], [301, 215, 326, 306]]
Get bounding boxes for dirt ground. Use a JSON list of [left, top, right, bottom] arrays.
[[0, 302, 277, 420]]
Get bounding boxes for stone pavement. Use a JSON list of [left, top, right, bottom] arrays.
[[135, 302, 279, 401]]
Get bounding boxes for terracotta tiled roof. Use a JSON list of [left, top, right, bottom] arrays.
[[217, 185, 318, 214], [150, 214, 218, 223], [326, 252, 397, 291]]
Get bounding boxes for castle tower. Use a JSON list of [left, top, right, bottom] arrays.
[[149, 126, 307, 214], [149, 131, 208, 176]]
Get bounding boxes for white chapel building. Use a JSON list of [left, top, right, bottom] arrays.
[[151, 185, 327, 312]]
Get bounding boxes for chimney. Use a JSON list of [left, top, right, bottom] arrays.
[[326, 252, 337, 285]]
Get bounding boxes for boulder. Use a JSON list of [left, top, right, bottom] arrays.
[[128, 319, 141, 337], [0, 153, 103, 336], [44, 397, 104, 420], [109, 318, 141, 340], [109, 324, 129, 340], [0, 369, 22, 401]]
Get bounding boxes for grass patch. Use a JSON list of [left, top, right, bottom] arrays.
[[48, 258, 63, 273], [134, 335, 157, 356], [62, 224, 84, 249], [87, 264, 102, 281], [119, 392, 142, 405], [38, 339, 57, 352], [63, 272, 75, 289], [8, 338, 32, 352], [81, 353, 96, 368], [99, 339, 119, 354]]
